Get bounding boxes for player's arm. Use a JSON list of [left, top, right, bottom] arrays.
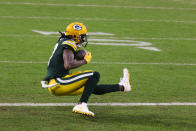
[[63, 49, 87, 70]]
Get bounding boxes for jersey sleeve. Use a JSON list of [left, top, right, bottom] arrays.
[[61, 40, 77, 53]]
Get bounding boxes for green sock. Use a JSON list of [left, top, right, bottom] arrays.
[[93, 84, 120, 95]]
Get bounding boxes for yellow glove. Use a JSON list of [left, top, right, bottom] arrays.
[[84, 52, 92, 64]]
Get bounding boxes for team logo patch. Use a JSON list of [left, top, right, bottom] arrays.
[[73, 25, 82, 30]]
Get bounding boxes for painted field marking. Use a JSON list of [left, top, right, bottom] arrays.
[[0, 103, 195, 106], [0, 34, 196, 41], [0, 60, 196, 66], [31, 30, 160, 51], [32, 30, 114, 36], [88, 42, 160, 51], [1, 16, 196, 24], [109, 37, 196, 41], [137, 47, 161, 51], [88, 39, 152, 46], [0, 2, 196, 11], [32, 30, 160, 51]]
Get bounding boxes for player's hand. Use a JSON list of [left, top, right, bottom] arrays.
[[84, 52, 92, 64]]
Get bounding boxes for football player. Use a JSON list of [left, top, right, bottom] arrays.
[[41, 22, 132, 117]]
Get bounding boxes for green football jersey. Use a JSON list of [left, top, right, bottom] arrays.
[[43, 38, 78, 81]]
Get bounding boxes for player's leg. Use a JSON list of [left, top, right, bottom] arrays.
[[93, 68, 132, 95], [79, 71, 100, 102], [47, 70, 99, 116], [73, 68, 131, 117], [72, 71, 100, 117], [48, 71, 93, 96], [92, 84, 121, 95]]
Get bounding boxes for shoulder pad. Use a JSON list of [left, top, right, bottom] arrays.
[[62, 40, 77, 52]]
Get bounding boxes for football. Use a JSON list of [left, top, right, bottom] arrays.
[[75, 49, 87, 60]]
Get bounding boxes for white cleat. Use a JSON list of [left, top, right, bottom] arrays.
[[72, 103, 94, 117], [119, 68, 132, 92]]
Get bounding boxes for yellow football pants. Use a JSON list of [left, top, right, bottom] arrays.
[[48, 70, 94, 96]]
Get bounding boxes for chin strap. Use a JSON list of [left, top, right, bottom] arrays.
[[41, 81, 60, 88]]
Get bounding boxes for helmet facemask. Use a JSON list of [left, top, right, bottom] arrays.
[[68, 34, 88, 48], [79, 34, 88, 47]]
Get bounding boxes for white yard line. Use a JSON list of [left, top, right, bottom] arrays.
[[1, 16, 196, 24], [0, 34, 57, 37], [110, 37, 196, 41], [0, 60, 196, 66], [0, 34, 196, 41], [92, 62, 196, 66], [32, 30, 114, 36], [0, 102, 195, 106], [0, 2, 195, 11], [0, 61, 47, 64]]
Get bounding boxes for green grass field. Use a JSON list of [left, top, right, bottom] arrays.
[[0, 0, 196, 130]]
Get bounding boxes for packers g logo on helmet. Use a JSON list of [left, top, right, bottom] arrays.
[[73, 25, 82, 30], [65, 22, 88, 47]]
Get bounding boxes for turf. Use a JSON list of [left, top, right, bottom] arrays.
[[0, 0, 196, 130], [0, 106, 196, 131]]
